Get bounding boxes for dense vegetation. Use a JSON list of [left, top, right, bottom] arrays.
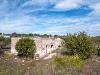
[[15, 38, 36, 58], [53, 55, 83, 69], [8, 32, 61, 38], [0, 36, 11, 55], [62, 32, 96, 59]]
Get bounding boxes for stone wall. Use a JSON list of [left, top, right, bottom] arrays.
[[11, 37, 62, 58]]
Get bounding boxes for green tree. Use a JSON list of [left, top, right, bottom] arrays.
[[15, 38, 36, 58], [28, 33, 33, 36], [11, 32, 18, 37], [62, 32, 96, 59], [42, 34, 49, 37]]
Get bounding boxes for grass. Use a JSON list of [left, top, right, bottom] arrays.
[[0, 53, 82, 75], [0, 53, 100, 75], [0, 54, 35, 75]]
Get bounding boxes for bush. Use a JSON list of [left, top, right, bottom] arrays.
[[96, 45, 100, 56], [15, 38, 36, 58], [0, 36, 5, 55], [0, 48, 4, 55], [52, 55, 83, 69], [62, 32, 95, 60]]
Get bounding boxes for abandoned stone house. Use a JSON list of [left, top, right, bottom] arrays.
[[11, 37, 62, 58]]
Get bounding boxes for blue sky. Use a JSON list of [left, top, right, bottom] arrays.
[[0, 0, 100, 36]]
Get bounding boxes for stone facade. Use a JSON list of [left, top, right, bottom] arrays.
[[11, 37, 62, 58]]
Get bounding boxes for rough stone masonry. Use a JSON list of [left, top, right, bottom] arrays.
[[11, 37, 62, 58]]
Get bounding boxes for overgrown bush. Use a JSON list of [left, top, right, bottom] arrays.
[[52, 55, 83, 69], [96, 45, 100, 56], [0, 48, 4, 55], [0, 36, 11, 47], [0, 36, 5, 55], [15, 38, 36, 58], [62, 32, 96, 59]]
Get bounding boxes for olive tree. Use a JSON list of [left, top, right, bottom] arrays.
[[62, 32, 96, 59], [15, 38, 36, 58]]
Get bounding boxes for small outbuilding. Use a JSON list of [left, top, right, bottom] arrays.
[[11, 37, 62, 58]]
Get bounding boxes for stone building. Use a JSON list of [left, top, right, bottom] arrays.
[[11, 37, 62, 58]]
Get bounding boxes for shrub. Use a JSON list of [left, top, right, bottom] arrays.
[[62, 32, 96, 60], [0, 36, 5, 55], [52, 55, 83, 69], [15, 38, 36, 58], [96, 45, 100, 56], [0, 48, 4, 55]]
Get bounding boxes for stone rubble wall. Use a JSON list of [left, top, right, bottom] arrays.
[[11, 37, 62, 58]]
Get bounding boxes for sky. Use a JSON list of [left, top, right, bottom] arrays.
[[0, 0, 100, 36]]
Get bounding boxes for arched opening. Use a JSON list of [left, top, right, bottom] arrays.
[[46, 45, 48, 53], [51, 44, 53, 48]]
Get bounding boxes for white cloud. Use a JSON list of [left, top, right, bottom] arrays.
[[53, 0, 83, 11], [38, 16, 100, 36], [89, 2, 100, 16], [0, 0, 100, 36], [0, 14, 38, 33], [21, 0, 48, 8]]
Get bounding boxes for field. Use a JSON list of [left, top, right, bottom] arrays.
[[0, 53, 100, 75]]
